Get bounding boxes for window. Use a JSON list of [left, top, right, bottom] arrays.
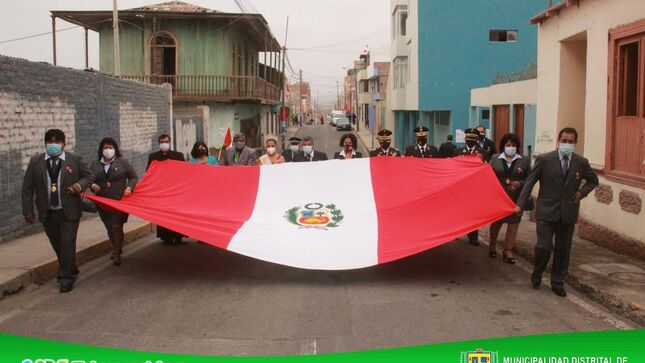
[[618, 41, 639, 116], [482, 109, 490, 120], [490, 30, 518, 42], [606, 19, 645, 186], [392, 5, 408, 39], [393, 56, 408, 89]]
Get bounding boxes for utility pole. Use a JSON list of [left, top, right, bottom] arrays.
[[336, 81, 340, 110], [280, 15, 289, 109], [112, 0, 121, 76], [299, 69, 303, 122]]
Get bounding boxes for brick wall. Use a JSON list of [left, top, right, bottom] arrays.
[[0, 55, 172, 242]]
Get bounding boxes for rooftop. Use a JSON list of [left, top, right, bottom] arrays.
[[50, 1, 280, 50], [530, 0, 582, 25]]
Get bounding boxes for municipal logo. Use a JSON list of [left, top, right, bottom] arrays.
[[461, 348, 498, 363], [285, 203, 344, 228]]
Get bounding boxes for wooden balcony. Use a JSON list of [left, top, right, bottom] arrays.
[[121, 75, 281, 104]]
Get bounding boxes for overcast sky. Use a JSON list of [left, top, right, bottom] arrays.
[[0, 0, 390, 105]]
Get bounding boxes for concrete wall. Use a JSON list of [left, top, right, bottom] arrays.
[[416, 0, 541, 140], [535, 0, 645, 245], [0, 55, 172, 242], [471, 79, 536, 107]]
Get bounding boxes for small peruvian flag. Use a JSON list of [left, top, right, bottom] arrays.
[[223, 127, 232, 148]]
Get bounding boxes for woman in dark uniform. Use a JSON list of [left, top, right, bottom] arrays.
[[488, 133, 531, 263], [90, 138, 138, 266]]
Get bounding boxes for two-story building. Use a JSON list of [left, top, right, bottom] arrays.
[[530, 0, 645, 254], [51, 1, 284, 155], [387, 0, 542, 150], [368, 62, 390, 131]]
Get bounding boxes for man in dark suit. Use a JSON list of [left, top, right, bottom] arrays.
[[222, 133, 258, 166], [476, 125, 497, 162], [405, 126, 439, 158], [22, 129, 94, 293], [293, 136, 328, 162], [516, 127, 598, 297], [147, 133, 185, 244], [438, 134, 457, 158], [454, 128, 486, 246], [282, 137, 301, 162]]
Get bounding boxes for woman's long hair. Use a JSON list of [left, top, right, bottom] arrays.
[[97, 137, 122, 160]]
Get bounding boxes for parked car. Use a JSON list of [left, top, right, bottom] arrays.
[[336, 117, 351, 131], [330, 111, 344, 126]]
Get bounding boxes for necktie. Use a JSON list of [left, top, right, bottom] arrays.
[[48, 158, 60, 207], [561, 156, 569, 177]]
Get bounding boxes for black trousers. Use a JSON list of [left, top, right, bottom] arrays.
[[533, 219, 575, 289], [43, 210, 80, 284], [467, 230, 478, 243], [156, 226, 182, 241]]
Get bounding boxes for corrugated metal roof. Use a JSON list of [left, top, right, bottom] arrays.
[[126, 1, 219, 14]]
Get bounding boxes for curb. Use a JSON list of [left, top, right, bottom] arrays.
[[0, 222, 153, 298], [479, 226, 645, 326], [352, 127, 371, 154]]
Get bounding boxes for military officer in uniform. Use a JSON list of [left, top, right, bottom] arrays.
[[476, 125, 497, 162], [454, 128, 486, 245], [454, 128, 486, 161], [405, 126, 439, 158], [369, 129, 401, 157], [282, 137, 301, 162]]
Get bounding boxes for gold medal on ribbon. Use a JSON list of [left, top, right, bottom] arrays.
[[505, 178, 511, 186], [107, 182, 111, 188], [51, 185, 57, 193]]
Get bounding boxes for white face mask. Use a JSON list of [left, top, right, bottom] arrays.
[[290, 145, 299, 153], [559, 143, 574, 157], [159, 142, 170, 152], [504, 146, 517, 157], [266, 147, 276, 155], [103, 148, 116, 160], [303, 145, 313, 154]]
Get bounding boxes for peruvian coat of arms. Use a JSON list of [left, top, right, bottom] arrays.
[[284, 203, 344, 228]]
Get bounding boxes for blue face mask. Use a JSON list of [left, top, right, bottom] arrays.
[[504, 146, 517, 157], [46, 143, 62, 157], [559, 143, 574, 157], [303, 145, 313, 154]]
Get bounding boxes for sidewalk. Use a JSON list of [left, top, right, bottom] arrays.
[[355, 129, 645, 326], [353, 127, 376, 154], [0, 216, 152, 298]]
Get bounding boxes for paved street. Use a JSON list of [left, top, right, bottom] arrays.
[[293, 124, 370, 159], [0, 125, 636, 357]]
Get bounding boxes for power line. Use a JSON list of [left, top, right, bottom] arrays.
[[0, 25, 81, 45], [289, 27, 386, 51]]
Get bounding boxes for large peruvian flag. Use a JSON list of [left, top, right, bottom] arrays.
[[86, 157, 515, 270]]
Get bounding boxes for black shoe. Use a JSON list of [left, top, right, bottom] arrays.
[[73, 267, 80, 276], [469, 239, 480, 246], [502, 251, 516, 264], [531, 275, 541, 289], [60, 283, 74, 293], [552, 287, 567, 297], [489, 250, 497, 258]]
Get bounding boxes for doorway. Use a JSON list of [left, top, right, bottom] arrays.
[[150, 32, 177, 86], [493, 105, 510, 148]]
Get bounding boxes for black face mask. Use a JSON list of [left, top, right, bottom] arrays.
[[380, 142, 391, 150], [417, 137, 427, 146], [196, 149, 208, 157], [478, 133, 485, 141], [466, 140, 477, 148]]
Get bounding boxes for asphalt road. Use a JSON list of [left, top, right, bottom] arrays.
[[0, 125, 636, 356], [294, 124, 369, 159]]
